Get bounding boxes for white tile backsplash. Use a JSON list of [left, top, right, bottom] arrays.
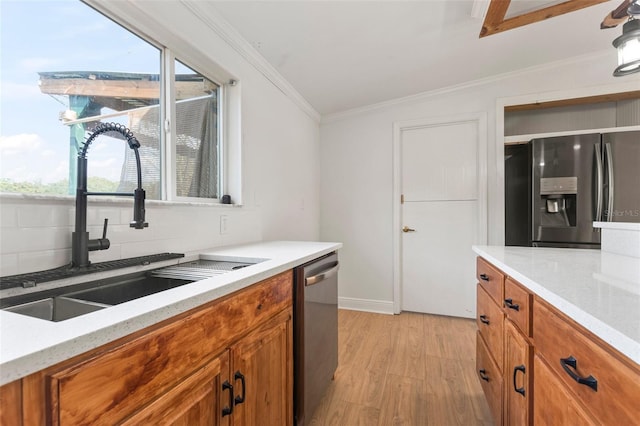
[[17, 204, 73, 228], [19, 249, 72, 272], [0, 204, 18, 228], [0, 254, 18, 276], [0, 197, 262, 276]]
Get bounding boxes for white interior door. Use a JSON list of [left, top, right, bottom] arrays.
[[399, 119, 481, 318]]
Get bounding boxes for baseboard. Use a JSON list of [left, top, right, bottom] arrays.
[[338, 297, 394, 315]]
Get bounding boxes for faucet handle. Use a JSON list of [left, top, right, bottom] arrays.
[[87, 218, 110, 252]]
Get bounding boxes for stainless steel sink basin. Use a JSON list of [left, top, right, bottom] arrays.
[[65, 276, 193, 306], [4, 297, 108, 322], [0, 258, 263, 322]]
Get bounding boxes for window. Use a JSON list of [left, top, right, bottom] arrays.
[[0, 1, 222, 202]]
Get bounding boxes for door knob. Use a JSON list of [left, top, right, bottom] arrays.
[[402, 226, 416, 233]]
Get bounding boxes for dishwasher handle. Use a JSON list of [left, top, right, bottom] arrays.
[[305, 263, 339, 286]]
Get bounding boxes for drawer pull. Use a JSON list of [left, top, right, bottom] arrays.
[[479, 315, 490, 325], [479, 273, 490, 281], [234, 370, 246, 405], [222, 380, 234, 416], [513, 365, 526, 397], [478, 369, 490, 382], [560, 356, 598, 392], [504, 298, 520, 311]]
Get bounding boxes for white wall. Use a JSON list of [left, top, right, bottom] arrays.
[[320, 52, 640, 311], [0, 1, 321, 277]]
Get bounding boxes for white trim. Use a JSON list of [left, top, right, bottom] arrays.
[[392, 112, 488, 314], [322, 49, 615, 124], [504, 125, 640, 144], [338, 297, 394, 315], [180, 1, 321, 124]]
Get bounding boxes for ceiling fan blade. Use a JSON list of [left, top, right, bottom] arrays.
[[601, 0, 632, 29]]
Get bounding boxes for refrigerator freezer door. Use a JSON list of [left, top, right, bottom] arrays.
[[602, 131, 640, 223], [531, 134, 601, 246]]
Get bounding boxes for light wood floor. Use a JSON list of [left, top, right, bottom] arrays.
[[308, 309, 493, 426]]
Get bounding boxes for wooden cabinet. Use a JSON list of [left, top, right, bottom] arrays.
[[503, 278, 531, 337], [476, 256, 640, 426], [475, 257, 532, 426], [533, 355, 595, 426], [121, 351, 229, 426], [477, 257, 504, 306], [504, 320, 531, 426], [0, 380, 21, 425], [2, 271, 293, 426], [534, 298, 640, 425], [230, 311, 292, 426], [476, 284, 504, 368], [476, 331, 503, 424]]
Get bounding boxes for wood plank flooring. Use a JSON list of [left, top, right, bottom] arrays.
[[308, 309, 493, 426]]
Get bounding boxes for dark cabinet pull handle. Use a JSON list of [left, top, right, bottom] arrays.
[[479, 315, 490, 325], [222, 380, 234, 416], [513, 365, 526, 397], [478, 369, 490, 382], [504, 298, 520, 311], [234, 370, 246, 405], [560, 356, 598, 392], [479, 273, 490, 281]]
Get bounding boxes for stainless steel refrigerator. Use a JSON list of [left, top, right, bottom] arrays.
[[529, 131, 640, 248]]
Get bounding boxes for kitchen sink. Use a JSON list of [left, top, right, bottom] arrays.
[[65, 276, 193, 306], [4, 297, 108, 322], [0, 258, 263, 322]]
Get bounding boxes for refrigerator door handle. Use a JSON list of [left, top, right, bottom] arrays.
[[605, 142, 614, 222], [594, 142, 604, 222]]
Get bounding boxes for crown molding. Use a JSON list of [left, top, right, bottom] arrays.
[[321, 49, 618, 124], [180, 1, 321, 124]]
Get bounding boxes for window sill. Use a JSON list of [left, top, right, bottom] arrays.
[[0, 192, 241, 208]]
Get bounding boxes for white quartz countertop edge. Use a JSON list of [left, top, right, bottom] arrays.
[[472, 246, 640, 365], [0, 241, 342, 386]]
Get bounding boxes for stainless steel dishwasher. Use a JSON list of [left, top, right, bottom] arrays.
[[294, 252, 339, 426]]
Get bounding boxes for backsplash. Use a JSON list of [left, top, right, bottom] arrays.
[[0, 195, 261, 276]]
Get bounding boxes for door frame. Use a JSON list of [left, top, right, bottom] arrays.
[[392, 112, 488, 314]]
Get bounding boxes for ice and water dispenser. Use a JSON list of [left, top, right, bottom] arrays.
[[538, 177, 577, 227]]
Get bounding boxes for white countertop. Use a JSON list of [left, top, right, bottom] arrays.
[[0, 241, 341, 386], [472, 245, 640, 365]]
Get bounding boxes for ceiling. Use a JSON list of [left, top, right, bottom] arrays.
[[209, 1, 621, 116]]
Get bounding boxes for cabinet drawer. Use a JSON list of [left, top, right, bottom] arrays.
[[476, 331, 503, 426], [533, 355, 596, 426], [476, 257, 504, 305], [476, 284, 504, 369], [503, 278, 531, 337], [49, 271, 293, 426], [533, 299, 640, 425]]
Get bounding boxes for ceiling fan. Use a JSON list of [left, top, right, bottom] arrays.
[[601, 0, 640, 29]]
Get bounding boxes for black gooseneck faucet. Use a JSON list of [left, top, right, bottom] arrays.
[[71, 122, 148, 268]]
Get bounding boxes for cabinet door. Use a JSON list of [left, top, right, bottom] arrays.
[[121, 351, 230, 426], [504, 321, 531, 426], [533, 355, 596, 426], [231, 309, 292, 426], [476, 331, 503, 426]]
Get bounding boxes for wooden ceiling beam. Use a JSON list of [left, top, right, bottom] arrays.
[[480, 0, 609, 37]]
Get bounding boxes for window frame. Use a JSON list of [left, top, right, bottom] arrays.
[[163, 52, 225, 204], [0, 0, 241, 206]]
